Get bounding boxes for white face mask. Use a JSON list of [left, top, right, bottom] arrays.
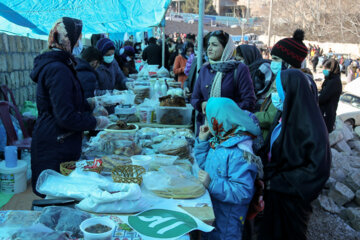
[[72, 40, 83, 56], [103, 54, 114, 64]]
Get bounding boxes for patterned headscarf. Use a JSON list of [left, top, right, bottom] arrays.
[[48, 17, 83, 54], [209, 37, 237, 98], [206, 97, 261, 149]]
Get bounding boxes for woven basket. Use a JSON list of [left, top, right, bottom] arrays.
[[112, 165, 146, 185], [60, 161, 103, 176]]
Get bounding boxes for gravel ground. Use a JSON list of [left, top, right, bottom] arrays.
[[307, 206, 360, 240]]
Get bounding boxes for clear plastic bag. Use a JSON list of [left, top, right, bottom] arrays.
[[36, 169, 110, 200], [36, 206, 91, 238], [83, 131, 141, 156], [76, 183, 151, 214], [158, 66, 170, 77], [92, 98, 108, 117], [143, 166, 205, 199], [156, 137, 191, 159]]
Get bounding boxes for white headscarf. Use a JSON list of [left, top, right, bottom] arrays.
[[209, 37, 237, 97]]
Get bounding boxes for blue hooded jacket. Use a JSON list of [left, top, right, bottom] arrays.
[[195, 136, 258, 239]]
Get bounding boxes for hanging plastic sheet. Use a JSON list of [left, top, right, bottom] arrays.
[[0, 0, 170, 39]]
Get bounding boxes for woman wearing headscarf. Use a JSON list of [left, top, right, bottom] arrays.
[[191, 30, 256, 135], [195, 97, 263, 240], [319, 59, 342, 133], [96, 38, 128, 91], [235, 44, 272, 103], [30, 17, 109, 197], [258, 69, 331, 240], [173, 42, 194, 88]]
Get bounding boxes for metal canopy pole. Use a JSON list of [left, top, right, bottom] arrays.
[[162, 27, 165, 67], [196, 0, 205, 75], [267, 0, 273, 47]]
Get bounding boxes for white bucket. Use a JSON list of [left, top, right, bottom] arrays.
[[0, 160, 27, 194]]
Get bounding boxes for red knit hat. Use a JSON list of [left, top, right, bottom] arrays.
[[271, 29, 308, 68]]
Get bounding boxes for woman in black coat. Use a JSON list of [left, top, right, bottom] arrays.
[[30, 17, 108, 197], [75, 47, 102, 99], [319, 59, 342, 133], [258, 69, 331, 240]]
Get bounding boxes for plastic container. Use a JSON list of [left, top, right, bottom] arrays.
[[156, 104, 193, 125], [138, 106, 154, 123], [80, 217, 115, 240], [104, 123, 139, 133], [131, 155, 153, 171], [0, 160, 27, 194], [5, 146, 17, 168], [114, 106, 138, 122]]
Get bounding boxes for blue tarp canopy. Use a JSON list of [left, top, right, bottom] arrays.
[[0, 0, 171, 39]]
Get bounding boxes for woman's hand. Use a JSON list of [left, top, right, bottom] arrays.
[[199, 124, 211, 141], [95, 116, 110, 130], [198, 170, 211, 188], [201, 101, 207, 114], [184, 87, 192, 99]]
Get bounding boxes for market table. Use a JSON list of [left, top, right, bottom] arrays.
[[0, 181, 215, 239], [137, 122, 192, 129]]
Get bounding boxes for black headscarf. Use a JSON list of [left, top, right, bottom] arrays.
[[237, 44, 263, 66], [265, 69, 331, 202], [324, 59, 340, 76]]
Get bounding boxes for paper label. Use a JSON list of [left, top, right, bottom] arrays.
[[0, 174, 15, 193]]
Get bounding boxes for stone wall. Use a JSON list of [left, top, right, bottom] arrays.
[[0, 33, 47, 108]]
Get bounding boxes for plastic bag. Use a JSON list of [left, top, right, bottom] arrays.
[[36, 206, 91, 238], [36, 169, 112, 200], [21, 101, 38, 117], [156, 137, 191, 159], [83, 131, 141, 157], [100, 155, 132, 172], [92, 98, 108, 117], [137, 63, 150, 78], [76, 183, 151, 214], [158, 66, 170, 77], [11, 224, 71, 240], [143, 166, 205, 199], [148, 154, 178, 171]]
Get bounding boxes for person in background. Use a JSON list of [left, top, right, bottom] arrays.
[[183, 32, 212, 100], [75, 47, 102, 98], [195, 97, 263, 240], [30, 17, 109, 197], [235, 44, 272, 108], [311, 52, 319, 73], [142, 37, 162, 67], [96, 38, 128, 91], [167, 38, 178, 69], [319, 59, 342, 133], [347, 61, 358, 82], [191, 30, 255, 135], [258, 69, 330, 240], [255, 29, 315, 141], [173, 42, 194, 88], [175, 36, 184, 53], [185, 33, 196, 45], [90, 33, 105, 47], [116, 45, 137, 76]]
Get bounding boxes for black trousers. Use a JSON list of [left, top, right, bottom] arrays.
[[257, 191, 312, 240]]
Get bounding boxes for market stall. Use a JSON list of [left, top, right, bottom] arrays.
[[0, 64, 214, 239]]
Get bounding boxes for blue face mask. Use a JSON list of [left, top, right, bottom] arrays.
[[271, 61, 282, 75], [323, 69, 330, 77], [72, 40, 83, 56], [271, 92, 283, 111], [103, 54, 114, 64]]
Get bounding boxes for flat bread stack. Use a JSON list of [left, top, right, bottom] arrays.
[[143, 166, 205, 199]]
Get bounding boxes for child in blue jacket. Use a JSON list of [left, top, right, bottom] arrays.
[[195, 97, 263, 240]]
